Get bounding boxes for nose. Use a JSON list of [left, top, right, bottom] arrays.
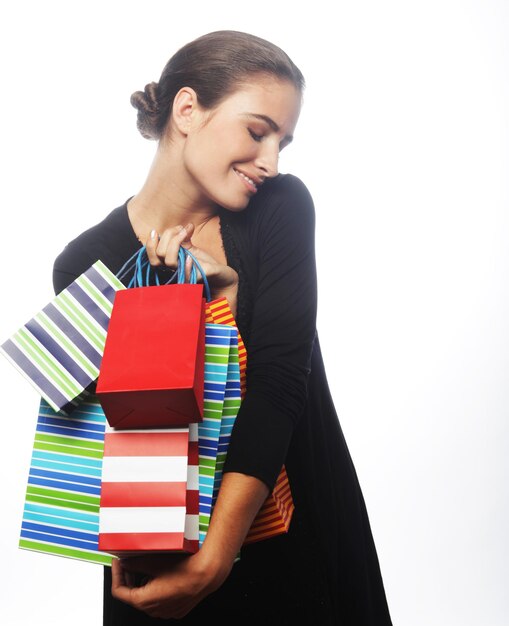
[[254, 143, 279, 179]]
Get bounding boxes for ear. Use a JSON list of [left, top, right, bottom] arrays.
[[171, 87, 201, 136]]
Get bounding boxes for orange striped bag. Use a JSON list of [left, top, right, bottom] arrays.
[[205, 298, 295, 544]]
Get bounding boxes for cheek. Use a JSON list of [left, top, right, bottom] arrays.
[[183, 137, 215, 179]]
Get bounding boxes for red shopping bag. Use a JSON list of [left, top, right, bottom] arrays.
[[98, 423, 199, 555], [96, 283, 206, 429]]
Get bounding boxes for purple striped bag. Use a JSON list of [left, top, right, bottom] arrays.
[[0, 260, 125, 415]]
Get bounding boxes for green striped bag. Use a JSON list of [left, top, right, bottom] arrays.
[[19, 396, 113, 565], [0, 261, 125, 415]]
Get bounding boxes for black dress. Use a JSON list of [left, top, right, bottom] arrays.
[[53, 173, 393, 625]]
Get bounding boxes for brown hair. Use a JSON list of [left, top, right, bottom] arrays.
[[130, 30, 305, 140]]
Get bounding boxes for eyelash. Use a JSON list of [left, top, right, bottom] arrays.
[[248, 127, 288, 152], [248, 129, 264, 142]]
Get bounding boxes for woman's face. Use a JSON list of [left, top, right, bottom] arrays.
[[181, 75, 302, 211]]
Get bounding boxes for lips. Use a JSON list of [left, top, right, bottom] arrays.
[[234, 168, 262, 189]]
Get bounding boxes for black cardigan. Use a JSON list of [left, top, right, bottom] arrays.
[[53, 173, 392, 626]]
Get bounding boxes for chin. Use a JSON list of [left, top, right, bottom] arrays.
[[216, 195, 251, 213], [221, 203, 250, 213]]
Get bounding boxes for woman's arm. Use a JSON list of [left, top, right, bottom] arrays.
[[222, 174, 317, 489], [111, 472, 269, 620]]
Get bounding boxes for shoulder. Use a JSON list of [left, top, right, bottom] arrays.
[[251, 172, 315, 219], [220, 173, 317, 298], [223, 173, 315, 242], [249, 173, 316, 247], [52, 201, 137, 293]]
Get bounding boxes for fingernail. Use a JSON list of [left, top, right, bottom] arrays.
[[150, 229, 157, 240]]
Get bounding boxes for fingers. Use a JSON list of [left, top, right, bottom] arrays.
[[143, 229, 160, 267], [111, 560, 177, 619], [111, 555, 215, 620], [111, 559, 141, 604], [145, 223, 194, 269], [185, 253, 195, 283]]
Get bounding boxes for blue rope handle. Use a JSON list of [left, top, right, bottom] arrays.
[[179, 247, 212, 302], [116, 245, 211, 301], [116, 248, 141, 283]]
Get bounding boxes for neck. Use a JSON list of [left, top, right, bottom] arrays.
[[127, 141, 219, 239]]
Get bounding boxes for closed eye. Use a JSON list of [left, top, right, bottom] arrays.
[[248, 129, 264, 142]]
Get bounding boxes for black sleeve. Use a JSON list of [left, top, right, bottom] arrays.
[[223, 175, 318, 489], [53, 230, 108, 295], [52, 204, 139, 295], [53, 256, 95, 295]]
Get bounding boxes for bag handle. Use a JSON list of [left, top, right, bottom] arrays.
[[116, 246, 212, 301]]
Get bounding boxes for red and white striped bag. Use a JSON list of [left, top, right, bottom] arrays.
[[98, 424, 199, 555]]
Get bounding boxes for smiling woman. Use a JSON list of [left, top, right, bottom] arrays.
[[51, 30, 393, 625], [169, 75, 301, 213]]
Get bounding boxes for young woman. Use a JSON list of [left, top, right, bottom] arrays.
[[53, 30, 393, 625]]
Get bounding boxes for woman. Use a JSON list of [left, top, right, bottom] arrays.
[[53, 30, 393, 625]]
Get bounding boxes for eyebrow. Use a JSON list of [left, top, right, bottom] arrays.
[[242, 113, 294, 145]]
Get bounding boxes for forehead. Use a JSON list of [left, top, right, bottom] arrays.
[[217, 76, 302, 134]]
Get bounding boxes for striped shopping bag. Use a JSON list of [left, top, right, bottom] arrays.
[[212, 329, 241, 503], [205, 298, 247, 396], [1, 261, 125, 415], [18, 396, 113, 565], [197, 323, 240, 545], [97, 423, 199, 555]]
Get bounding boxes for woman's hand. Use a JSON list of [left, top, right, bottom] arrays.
[[111, 473, 269, 619], [144, 223, 238, 314], [111, 548, 231, 620]]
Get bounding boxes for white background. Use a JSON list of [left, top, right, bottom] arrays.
[[0, 1, 508, 624]]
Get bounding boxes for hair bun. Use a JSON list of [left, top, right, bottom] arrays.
[[130, 82, 162, 140]]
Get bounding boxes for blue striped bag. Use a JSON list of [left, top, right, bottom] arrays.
[[0, 261, 125, 415], [19, 396, 113, 565], [197, 323, 240, 546]]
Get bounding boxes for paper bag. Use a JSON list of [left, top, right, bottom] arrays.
[[197, 323, 240, 545], [19, 396, 113, 565], [1, 261, 125, 415], [96, 284, 206, 429], [98, 423, 199, 555]]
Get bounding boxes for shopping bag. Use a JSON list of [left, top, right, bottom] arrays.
[[96, 284, 206, 429], [1, 261, 125, 415], [205, 298, 247, 396], [96, 247, 210, 429], [212, 329, 241, 503], [19, 396, 113, 566], [97, 422, 199, 555], [205, 298, 295, 544], [197, 323, 239, 546], [243, 466, 295, 544]]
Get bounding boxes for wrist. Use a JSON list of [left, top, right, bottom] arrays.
[[192, 544, 234, 591]]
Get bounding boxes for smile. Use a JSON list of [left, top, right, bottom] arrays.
[[234, 168, 258, 193]]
